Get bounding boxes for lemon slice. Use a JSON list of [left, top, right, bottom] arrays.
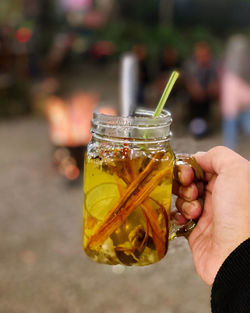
[[85, 183, 120, 220]]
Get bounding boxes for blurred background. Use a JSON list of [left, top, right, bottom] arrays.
[[0, 1, 250, 312]]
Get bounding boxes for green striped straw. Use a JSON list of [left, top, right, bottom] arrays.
[[153, 71, 179, 117]]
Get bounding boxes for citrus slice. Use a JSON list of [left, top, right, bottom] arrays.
[[85, 183, 120, 220]]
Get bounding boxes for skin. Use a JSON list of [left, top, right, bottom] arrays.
[[173, 146, 250, 286]]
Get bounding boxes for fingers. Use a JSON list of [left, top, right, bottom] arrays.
[[176, 198, 202, 220], [173, 182, 202, 223], [173, 181, 202, 199], [175, 164, 195, 186], [173, 146, 242, 228], [171, 210, 189, 225], [173, 157, 205, 223], [179, 183, 199, 201]]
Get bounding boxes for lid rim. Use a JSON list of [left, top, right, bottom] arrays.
[[92, 108, 172, 128]]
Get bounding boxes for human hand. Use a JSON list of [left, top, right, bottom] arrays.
[[173, 146, 250, 286]]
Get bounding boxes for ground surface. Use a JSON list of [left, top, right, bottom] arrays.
[[0, 66, 249, 313]]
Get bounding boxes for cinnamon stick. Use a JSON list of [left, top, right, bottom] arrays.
[[141, 199, 166, 259], [87, 164, 171, 249], [107, 153, 170, 258], [98, 152, 163, 221]]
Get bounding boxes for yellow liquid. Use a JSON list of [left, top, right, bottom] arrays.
[[83, 150, 174, 266]]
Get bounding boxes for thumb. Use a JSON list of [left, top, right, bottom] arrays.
[[194, 146, 244, 175]]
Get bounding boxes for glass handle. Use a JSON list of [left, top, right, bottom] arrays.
[[173, 153, 205, 239]]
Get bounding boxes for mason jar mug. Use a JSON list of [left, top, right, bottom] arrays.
[[83, 109, 202, 266]]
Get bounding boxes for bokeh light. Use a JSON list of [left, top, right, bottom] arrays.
[[15, 27, 32, 43]]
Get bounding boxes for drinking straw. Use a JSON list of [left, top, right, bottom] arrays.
[[153, 71, 179, 117]]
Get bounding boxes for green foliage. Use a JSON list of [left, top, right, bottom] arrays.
[[96, 22, 223, 59], [0, 0, 22, 25]]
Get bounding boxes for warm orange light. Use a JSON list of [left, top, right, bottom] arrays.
[[15, 27, 32, 43]]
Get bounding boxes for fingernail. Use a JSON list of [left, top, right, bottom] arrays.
[[181, 201, 191, 217], [173, 212, 188, 225], [177, 171, 183, 184], [194, 151, 206, 159], [179, 185, 194, 201], [181, 201, 197, 218]]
